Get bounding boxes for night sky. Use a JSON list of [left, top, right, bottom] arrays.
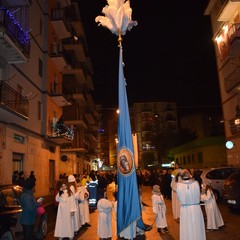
[[78, 0, 221, 115]]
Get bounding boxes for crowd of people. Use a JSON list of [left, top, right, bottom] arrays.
[[150, 166, 224, 240], [13, 166, 224, 240]]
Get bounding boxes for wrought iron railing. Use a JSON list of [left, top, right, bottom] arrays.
[[0, 81, 29, 117], [0, 5, 30, 56], [229, 117, 240, 135], [224, 66, 240, 93]]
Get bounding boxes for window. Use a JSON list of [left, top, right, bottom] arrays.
[[14, 134, 25, 144], [38, 101, 41, 120], [16, 84, 23, 107], [12, 153, 24, 173], [38, 58, 43, 77], [40, 18, 43, 35], [192, 154, 195, 163], [198, 152, 203, 163], [183, 156, 186, 165]]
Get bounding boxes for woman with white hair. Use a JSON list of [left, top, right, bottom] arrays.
[[176, 169, 206, 240]]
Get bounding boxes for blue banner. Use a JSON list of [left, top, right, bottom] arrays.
[[117, 45, 142, 236]]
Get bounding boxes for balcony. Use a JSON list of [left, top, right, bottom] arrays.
[[63, 38, 86, 63], [85, 110, 96, 125], [61, 139, 88, 153], [0, 6, 30, 63], [0, 81, 29, 119], [224, 66, 240, 93], [215, 23, 240, 61], [229, 117, 240, 135], [63, 109, 88, 129], [49, 118, 74, 145], [217, 0, 240, 22], [62, 66, 86, 84], [50, 42, 68, 72], [4, 0, 32, 6], [50, 81, 71, 107], [51, 8, 71, 39]]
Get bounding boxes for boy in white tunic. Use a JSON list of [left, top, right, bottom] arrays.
[[176, 169, 206, 240], [151, 185, 169, 234], [97, 193, 112, 239], [201, 184, 224, 231], [77, 181, 91, 227]]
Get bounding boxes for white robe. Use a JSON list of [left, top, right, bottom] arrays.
[[54, 191, 76, 238], [70, 185, 81, 231], [201, 189, 224, 230], [171, 177, 181, 219], [176, 179, 206, 240], [114, 201, 137, 239], [97, 198, 112, 238], [77, 186, 90, 224], [151, 193, 167, 228]]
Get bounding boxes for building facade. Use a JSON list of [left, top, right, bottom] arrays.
[[204, 0, 240, 167], [171, 112, 227, 169], [131, 102, 178, 168], [0, 0, 99, 197]]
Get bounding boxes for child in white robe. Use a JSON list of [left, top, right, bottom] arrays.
[[54, 182, 77, 240], [97, 193, 112, 239], [201, 184, 224, 231], [151, 184, 169, 234], [77, 181, 91, 227], [68, 175, 81, 233], [113, 191, 137, 239]]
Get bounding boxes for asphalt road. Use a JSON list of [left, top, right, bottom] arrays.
[[44, 183, 240, 240]]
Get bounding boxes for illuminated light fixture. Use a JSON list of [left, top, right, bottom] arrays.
[[215, 25, 228, 43], [215, 35, 223, 43], [225, 141, 234, 150], [222, 25, 228, 34], [74, 35, 78, 41], [235, 118, 240, 125]]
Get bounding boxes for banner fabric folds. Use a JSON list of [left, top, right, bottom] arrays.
[[116, 45, 142, 236]]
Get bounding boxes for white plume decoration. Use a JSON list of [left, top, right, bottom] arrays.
[[95, 0, 137, 36]]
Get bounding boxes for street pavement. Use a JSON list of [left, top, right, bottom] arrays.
[[46, 183, 240, 240]]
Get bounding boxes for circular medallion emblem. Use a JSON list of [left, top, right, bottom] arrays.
[[117, 147, 133, 175]]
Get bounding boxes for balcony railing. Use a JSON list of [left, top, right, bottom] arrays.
[[51, 8, 71, 39], [0, 5, 30, 57], [0, 81, 29, 118], [228, 23, 240, 46], [229, 117, 240, 135], [224, 66, 240, 93]]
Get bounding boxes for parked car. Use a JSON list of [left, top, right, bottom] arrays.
[[222, 171, 240, 211], [0, 184, 48, 240], [200, 166, 240, 201]]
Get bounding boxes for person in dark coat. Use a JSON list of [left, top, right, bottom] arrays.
[[19, 178, 42, 240], [160, 169, 172, 200], [97, 172, 108, 202], [28, 171, 36, 181], [16, 171, 25, 187]]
